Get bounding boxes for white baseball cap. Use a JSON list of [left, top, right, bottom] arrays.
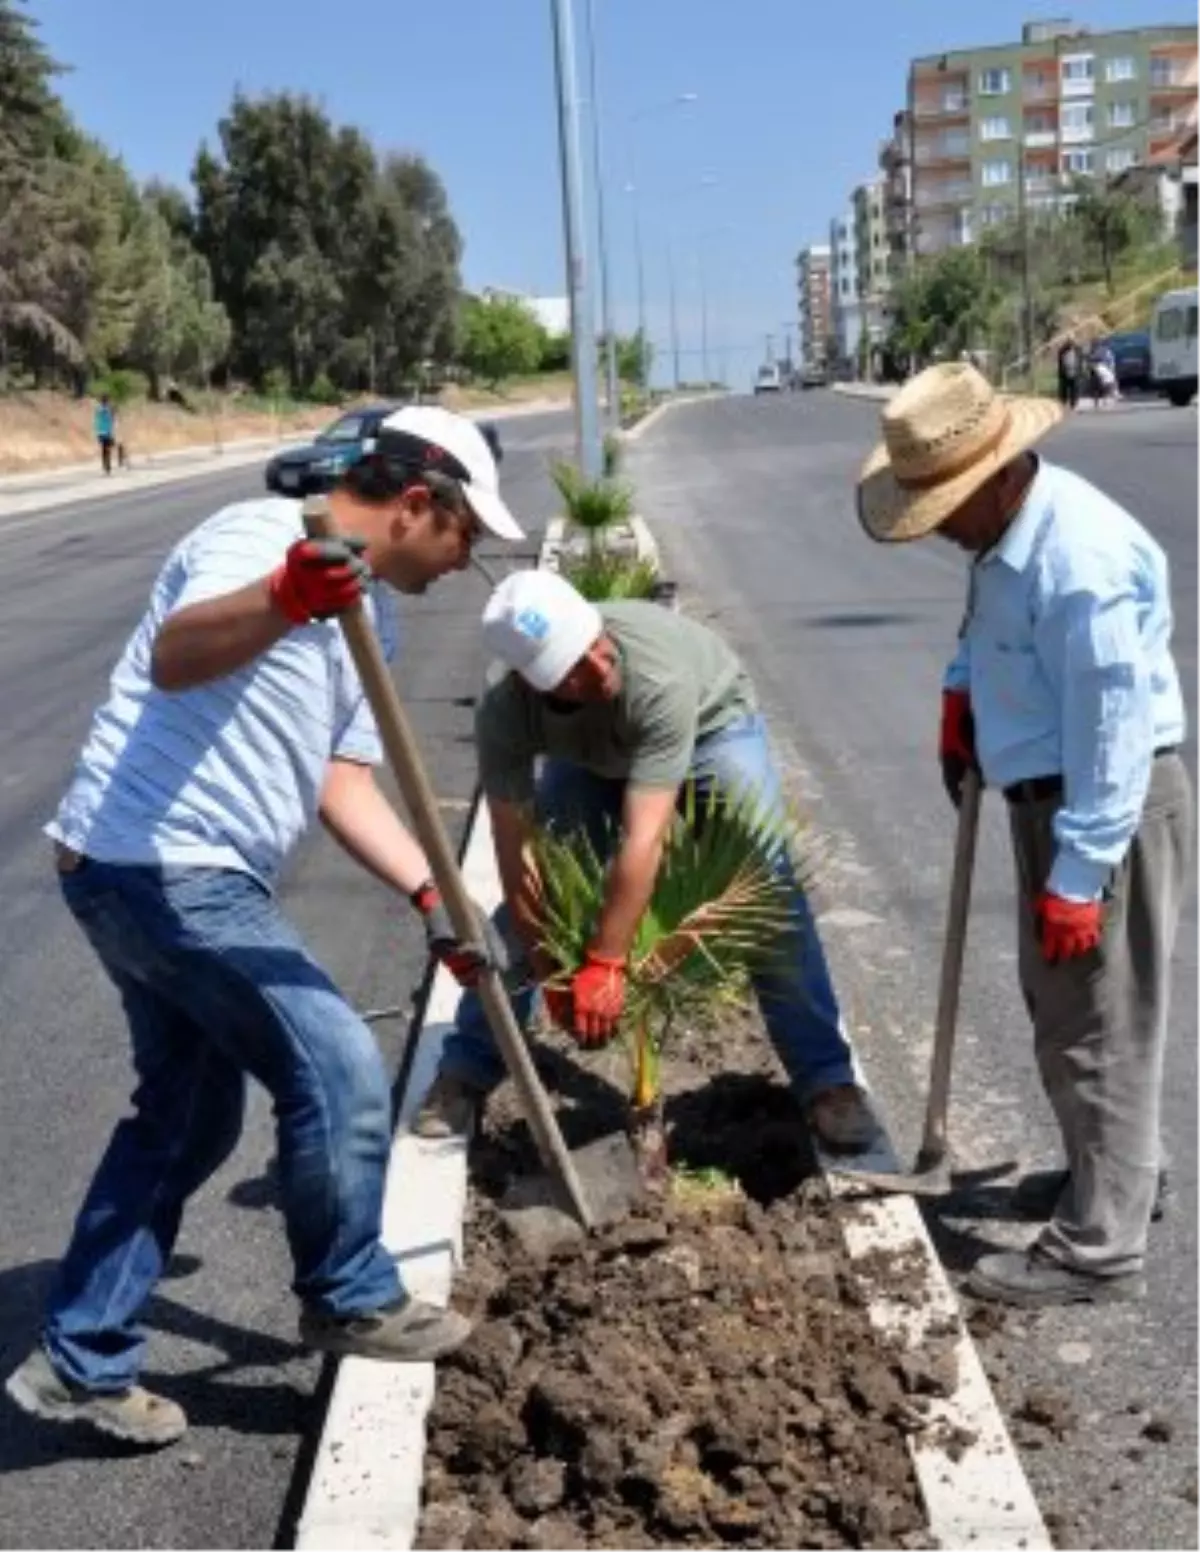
[[481, 571, 604, 693], [368, 405, 524, 542]]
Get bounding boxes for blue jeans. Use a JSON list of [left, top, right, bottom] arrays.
[[45, 860, 401, 1393], [441, 714, 855, 1104]]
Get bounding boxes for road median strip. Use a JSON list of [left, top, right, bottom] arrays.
[[294, 405, 1050, 1548]]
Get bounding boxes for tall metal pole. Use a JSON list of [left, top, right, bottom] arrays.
[[550, 0, 602, 479], [699, 253, 710, 386], [1016, 142, 1034, 388], [632, 186, 649, 393], [582, 0, 619, 431], [667, 237, 681, 390]]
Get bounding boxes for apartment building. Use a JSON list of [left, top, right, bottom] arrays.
[[879, 108, 914, 267], [828, 211, 862, 371], [853, 178, 891, 346], [795, 244, 833, 368], [908, 17, 1198, 254]]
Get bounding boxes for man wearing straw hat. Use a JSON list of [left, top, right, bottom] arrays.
[[857, 362, 1191, 1308]]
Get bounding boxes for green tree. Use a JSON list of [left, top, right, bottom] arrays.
[[885, 246, 999, 371], [458, 293, 546, 387], [1068, 177, 1151, 295], [616, 329, 651, 383]]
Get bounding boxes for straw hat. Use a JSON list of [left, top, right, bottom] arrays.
[[856, 363, 1063, 543]]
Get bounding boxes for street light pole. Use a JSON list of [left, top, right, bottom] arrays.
[[581, 0, 619, 431], [667, 237, 681, 390], [549, 0, 602, 479], [625, 94, 698, 396]]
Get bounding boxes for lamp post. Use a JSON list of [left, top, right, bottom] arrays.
[[626, 93, 698, 393], [581, 0, 619, 431], [549, 0, 602, 479]]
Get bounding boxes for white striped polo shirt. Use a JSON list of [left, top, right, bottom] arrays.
[[47, 497, 399, 887]]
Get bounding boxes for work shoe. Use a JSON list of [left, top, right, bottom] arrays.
[[807, 1084, 877, 1154], [965, 1246, 1146, 1309], [1011, 1167, 1171, 1223], [412, 1071, 484, 1140], [5, 1347, 187, 1447], [300, 1297, 472, 1362]]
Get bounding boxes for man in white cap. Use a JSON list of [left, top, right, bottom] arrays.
[[7, 407, 523, 1448], [857, 362, 1191, 1307], [416, 570, 877, 1156]]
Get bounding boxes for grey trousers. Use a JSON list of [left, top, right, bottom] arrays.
[[1009, 753, 1193, 1276]]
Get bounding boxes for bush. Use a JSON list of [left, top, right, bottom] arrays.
[[89, 368, 149, 406], [262, 367, 291, 402], [602, 432, 622, 479], [308, 371, 340, 405], [550, 460, 634, 541], [561, 551, 658, 602]]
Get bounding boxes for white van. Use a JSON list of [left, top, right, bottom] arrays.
[[1150, 285, 1198, 406]]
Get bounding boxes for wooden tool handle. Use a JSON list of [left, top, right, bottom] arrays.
[[302, 496, 594, 1228], [919, 767, 982, 1158]]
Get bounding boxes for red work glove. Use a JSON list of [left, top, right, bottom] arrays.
[[1035, 892, 1103, 964], [939, 689, 980, 809], [570, 951, 627, 1048], [411, 881, 507, 988], [269, 536, 370, 625]]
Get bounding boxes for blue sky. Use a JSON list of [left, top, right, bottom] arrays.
[[33, 0, 1194, 386]]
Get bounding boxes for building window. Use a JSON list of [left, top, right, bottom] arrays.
[[1061, 101, 1095, 141], [979, 68, 1011, 95], [1107, 100, 1137, 129], [1025, 110, 1055, 136], [981, 159, 1012, 186], [1061, 148, 1094, 175], [1151, 57, 1179, 87], [1107, 147, 1137, 174], [1061, 55, 1094, 83], [1105, 56, 1137, 83], [980, 115, 1011, 140]]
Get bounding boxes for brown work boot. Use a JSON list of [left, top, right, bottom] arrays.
[[807, 1083, 877, 1154], [300, 1297, 472, 1363], [412, 1071, 484, 1140], [5, 1348, 187, 1447]]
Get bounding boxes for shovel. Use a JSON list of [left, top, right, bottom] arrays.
[[303, 497, 642, 1249], [832, 767, 982, 1198]]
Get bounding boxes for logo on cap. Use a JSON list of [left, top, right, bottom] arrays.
[[515, 607, 550, 642]]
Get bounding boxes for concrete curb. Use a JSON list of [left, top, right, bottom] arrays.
[[621, 389, 726, 442], [833, 382, 897, 402]]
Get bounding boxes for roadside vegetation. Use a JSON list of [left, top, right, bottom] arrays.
[[881, 178, 1184, 382]]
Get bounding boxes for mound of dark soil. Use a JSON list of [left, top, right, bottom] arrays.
[[416, 1021, 941, 1549]]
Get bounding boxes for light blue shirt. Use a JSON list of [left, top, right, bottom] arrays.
[[48, 498, 398, 887], [945, 459, 1185, 902]]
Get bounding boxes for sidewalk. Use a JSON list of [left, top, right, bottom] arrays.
[[0, 397, 572, 522]]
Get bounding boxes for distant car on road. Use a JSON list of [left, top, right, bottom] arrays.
[[1100, 330, 1153, 393], [800, 364, 828, 390], [1150, 286, 1198, 407], [753, 364, 782, 395], [264, 403, 503, 497]]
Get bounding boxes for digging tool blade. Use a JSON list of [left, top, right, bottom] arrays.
[[832, 769, 982, 1200]]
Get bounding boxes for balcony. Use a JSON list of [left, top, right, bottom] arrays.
[[1023, 79, 1058, 104], [914, 181, 973, 211], [913, 142, 971, 167], [913, 92, 970, 120]]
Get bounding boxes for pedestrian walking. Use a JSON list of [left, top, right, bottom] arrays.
[[1056, 335, 1081, 410], [5, 406, 523, 1447], [857, 362, 1192, 1308], [94, 394, 117, 473], [415, 571, 878, 1157]]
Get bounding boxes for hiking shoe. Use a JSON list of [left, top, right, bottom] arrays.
[[965, 1247, 1145, 1309], [5, 1348, 187, 1448], [807, 1084, 877, 1154], [412, 1071, 484, 1140], [300, 1297, 472, 1363], [1012, 1167, 1171, 1223]]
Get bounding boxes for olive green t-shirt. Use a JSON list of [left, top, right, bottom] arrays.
[[476, 600, 756, 802]]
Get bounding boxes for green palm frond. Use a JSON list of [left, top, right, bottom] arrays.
[[533, 782, 814, 1093], [550, 458, 635, 534]]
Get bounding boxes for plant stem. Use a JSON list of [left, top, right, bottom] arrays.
[[633, 1018, 658, 1109]]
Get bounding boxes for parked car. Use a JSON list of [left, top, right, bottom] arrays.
[[753, 364, 782, 395], [800, 364, 828, 390], [1100, 330, 1153, 393], [1150, 286, 1198, 407], [264, 403, 503, 497]]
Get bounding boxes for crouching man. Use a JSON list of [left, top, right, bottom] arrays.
[[7, 407, 522, 1448], [416, 570, 876, 1155]]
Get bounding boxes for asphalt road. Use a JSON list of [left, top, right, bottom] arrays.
[[0, 410, 571, 1549], [628, 391, 1198, 1550]]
